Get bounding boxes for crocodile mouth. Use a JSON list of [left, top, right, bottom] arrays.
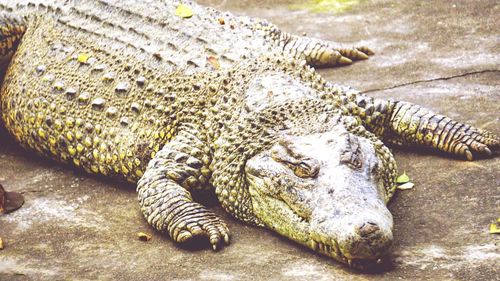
[[309, 239, 385, 270]]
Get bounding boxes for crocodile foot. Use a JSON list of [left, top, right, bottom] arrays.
[[304, 42, 375, 67], [279, 31, 375, 67], [172, 208, 230, 251]]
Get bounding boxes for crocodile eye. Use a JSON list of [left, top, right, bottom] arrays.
[[293, 160, 319, 178]]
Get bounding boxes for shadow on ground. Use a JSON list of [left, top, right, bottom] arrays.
[[1, 0, 499, 280]]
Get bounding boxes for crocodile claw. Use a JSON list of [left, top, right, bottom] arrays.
[[338, 56, 353, 65], [298, 37, 375, 67], [337, 46, 374, 62], [173, 211, 230, 251], [453, 128, 500, 160], [356, 46, 375, 56], [321, 45, 374, 67], [313, 47, 373, 67]]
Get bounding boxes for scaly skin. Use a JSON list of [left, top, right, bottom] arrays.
[[319, 84, 499, 161], [0, 1, 498, 269], [0, 0, 372, 72]]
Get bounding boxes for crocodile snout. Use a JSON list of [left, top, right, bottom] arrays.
[[357, 221, 380, 237], [340, 219, 393, 260]]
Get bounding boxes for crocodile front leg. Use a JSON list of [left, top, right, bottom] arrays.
[[0, 13, 26, 71], [137, 127, 230, 250], [324, 84, 499, 160], [0, 12, 26, 205]]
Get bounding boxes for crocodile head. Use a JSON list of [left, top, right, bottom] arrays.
[[245, 122, 394, 268]]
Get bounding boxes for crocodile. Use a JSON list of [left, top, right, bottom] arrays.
[[0, 0, 498, 269]]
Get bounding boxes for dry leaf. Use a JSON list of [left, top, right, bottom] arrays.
[[175, 4, 193, 18], [137, 232, 152, 241], [397, 182, 415, 190], [395, 171, 414, 190], [0, 184, 24, 215], [218, 18, 225, 25], [0, 184, 5, 214], [207, 56, 221, 70]]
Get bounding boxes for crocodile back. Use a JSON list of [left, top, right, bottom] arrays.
[[0, 15, 219, 183], [0, 0, 274, 73]]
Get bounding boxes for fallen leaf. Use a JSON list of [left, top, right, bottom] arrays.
[[0, 184, 24, 215], [0, 237, 3, 250], [175, 4, 193, 18], [397, 182, 415, 190], [137, 232, 152, 241], [218, 18, 225, 25], [0, 184, 5, 214], [207, 56, 220, 70], [77, 53, 91, 64], [489, 223, 500, 234], [396, 171, 410, 184]]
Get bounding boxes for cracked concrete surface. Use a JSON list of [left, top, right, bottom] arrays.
[[363, 69, 500, 93], [1, 0, 499, 280]]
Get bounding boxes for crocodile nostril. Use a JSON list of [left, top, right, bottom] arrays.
[[357, 221, 380, 237]]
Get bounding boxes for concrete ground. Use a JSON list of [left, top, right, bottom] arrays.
[[1, 0, 499, 280]]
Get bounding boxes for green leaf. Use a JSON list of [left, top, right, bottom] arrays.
[[396, 171, 410, 184], [490, 223, 500, 234], [175, 4, 193, 18], [77, 53, 91, 64]]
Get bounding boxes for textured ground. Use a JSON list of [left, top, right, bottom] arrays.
[[0, 0, 499, 280]]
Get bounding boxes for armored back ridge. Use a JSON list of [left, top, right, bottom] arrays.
[[0, 0, 498, 270]]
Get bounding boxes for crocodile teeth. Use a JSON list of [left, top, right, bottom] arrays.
[[309, 240, 318, 251]]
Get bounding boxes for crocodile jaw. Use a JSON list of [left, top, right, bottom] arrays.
[[245, 128, 394, 267]]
